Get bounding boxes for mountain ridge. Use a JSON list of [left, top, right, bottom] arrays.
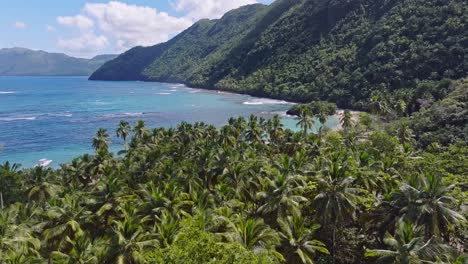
[[0, 47, 117, 76], [91, 0, 468, 111]]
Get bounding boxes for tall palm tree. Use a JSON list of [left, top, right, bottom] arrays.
[[313, 157, 358, 264], [246, 115, 264, 143], [278, 212, 329, 264], [340, 110, 353, 133], [92, 128, 111, 152], [133, 120, 149, 140], [296, 107, 314, 136], [117, 120, 131, 147], [268, 115, 284, 145], [396, 123, 413, 144], [0, 161, 21, 209]]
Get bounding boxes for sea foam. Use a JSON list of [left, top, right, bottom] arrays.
[[243, 98, 295, 105], [102, 112, 144, 118], [0, 116, 37, 121]]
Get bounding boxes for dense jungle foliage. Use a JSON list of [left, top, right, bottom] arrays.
[[0, 111, 466, 263], [5, 0, 468, 262], [91, 0, 468, 111]]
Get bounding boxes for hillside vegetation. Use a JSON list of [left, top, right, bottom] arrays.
[[91, 0, 468, 111]]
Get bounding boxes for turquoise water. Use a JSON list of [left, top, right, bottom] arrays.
[[0, 76, 338, 167]]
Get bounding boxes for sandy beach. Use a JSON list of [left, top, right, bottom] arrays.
[[333, 109, 363, 131]]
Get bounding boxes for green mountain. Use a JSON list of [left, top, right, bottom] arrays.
[[91, 0, 467, 110], [0, 48, 117, 76]]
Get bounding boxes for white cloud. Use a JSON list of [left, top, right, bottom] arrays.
[[83, 1, 192, 51], [54, 0, 260, 57], [57, 15, 94, 30], [55, 1, 192, 56], [173, 0, 258, 20], [58, 33, 108, 57], [14, 21, 26, 29], [46, 25, 56, 32]]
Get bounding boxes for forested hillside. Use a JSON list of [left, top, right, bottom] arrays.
[[91, 0, 468, 111]]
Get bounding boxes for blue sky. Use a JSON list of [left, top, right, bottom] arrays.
[[0, 0, 273, 58]]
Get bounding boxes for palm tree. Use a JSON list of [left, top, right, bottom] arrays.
[[396, 123, 413, 144], [117, 120, 131, 147], [317, 111, 329, 136], [92, 128, 111, 152], [313, 157, 358, 264], [42, 195, 91, 250], [268, 115, 284, 145], [222, 214, 280, 254], [296, 107, 314, 136], [365, 220, 451, 264], [396, 174, 466, 240], [106, 206, 159, 263], [370, 94, 391, 118], [50, 235, 99, 263], [26, 167, 56, 204], [0, 207, 41, 260], [340, 110, 353, 133], [256, 167, 307, 218], [0, 161, 21, 209], [246, 115, 264, 143], [153, 210, 181, 248], [133, 120, 149, 140], [278, 212, 329, 264]]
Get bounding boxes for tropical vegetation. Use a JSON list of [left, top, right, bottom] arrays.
[[0, 109, 466, 263]]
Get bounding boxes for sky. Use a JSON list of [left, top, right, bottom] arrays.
[[0, 0, 274, 58]]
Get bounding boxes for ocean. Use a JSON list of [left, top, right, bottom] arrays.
[[0, 76, 338, 167]]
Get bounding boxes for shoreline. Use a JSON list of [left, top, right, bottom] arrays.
[[90, 77, 364, 111]]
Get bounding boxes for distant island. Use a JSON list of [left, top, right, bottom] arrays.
[[0, 47, 117, 76]]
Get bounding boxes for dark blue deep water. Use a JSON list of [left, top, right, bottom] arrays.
[[0, 76, 338, 167]]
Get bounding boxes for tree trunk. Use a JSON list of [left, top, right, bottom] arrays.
[[332, 222, 336, 264], [0, 191, 4, 209]]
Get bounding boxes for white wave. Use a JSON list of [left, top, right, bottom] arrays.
[[123, 112, 144, 117], [156, 92, 171, 95], [46, 112, 73, 117], [102, 112, 144, 118], [243, 98, 295, 105], [0, 91, 16, 94], [0, 116, 36, 121]]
